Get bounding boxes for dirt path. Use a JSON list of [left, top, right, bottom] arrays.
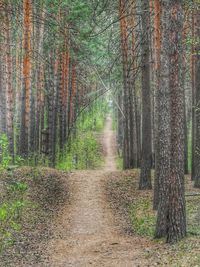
[[47, 116, 150, 267]]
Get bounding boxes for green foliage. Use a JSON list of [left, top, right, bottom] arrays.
[[0, 134, 12, 171], [0, 181, 28, 252], [58, 132, 102, 171], [77, 108, 106, 132], [129, 198, 156, 237], [116, 156, 123, 170], [57, 100, 108, 171], [15, 155, 25, 166]]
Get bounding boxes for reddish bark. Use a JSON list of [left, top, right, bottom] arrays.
[[20, 0, 31, 156]]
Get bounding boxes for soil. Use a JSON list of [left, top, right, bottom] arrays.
[[45, 116, 153, 267]]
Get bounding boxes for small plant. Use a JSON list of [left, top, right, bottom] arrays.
[[15, 155, 25, 166], [0, 134, 12, 171]]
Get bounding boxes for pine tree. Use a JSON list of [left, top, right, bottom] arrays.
[[155, 0, 186, 243]]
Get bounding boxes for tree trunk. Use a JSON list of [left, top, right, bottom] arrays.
[[19, 0, 31, 157], [191, 10, 196, 180], [153, 0, 162, 210], [194, 7, 200, 188], [119, 0, 131, 169], [128, 0, 138, 168], [139, 0, 152, 190], [155, 0, 186, 243], [5, 8, 14, 158]]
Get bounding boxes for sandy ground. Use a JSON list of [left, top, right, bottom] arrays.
[[46, 116, 151, 267]]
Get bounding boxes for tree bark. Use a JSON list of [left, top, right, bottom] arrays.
[[194, 7, 200, 188], [139, 0, 152, 190], [119, 0, 130, 169], [153, 0, 162, 210], [191, 10, 196, 180], [19, 0, 31, 157], [155, 0, 186, 243]]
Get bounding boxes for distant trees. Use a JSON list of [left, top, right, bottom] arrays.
[[119, 0, 141, 170], [0, 1, 102, 167]]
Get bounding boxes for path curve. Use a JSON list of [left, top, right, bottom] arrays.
[[46, 115, 149, 267]]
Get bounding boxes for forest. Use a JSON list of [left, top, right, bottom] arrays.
[[1, 0, 200, 266]]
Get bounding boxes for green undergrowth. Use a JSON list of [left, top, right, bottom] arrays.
[[128, 178, 200, 266], [0, 179, 29, 252], [57, 100, 108, 171], [129, 198, 156, 237], [129, 193, 200, 239], [0, 136, 31, 252], [57, 132, 103, 170], [0, 134, 29, 171], [0, 167, 69, 264], [116, 156, 123, 170], [107, 171, 200, 266]]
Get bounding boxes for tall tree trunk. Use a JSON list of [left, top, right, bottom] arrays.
[[153, 0, 162, 210], [194, 7, 200, 188], [167, 0, 186, 242], [128, 0, 138, 168], [183, 12, 189, 175], [155, 0, 186, 243], [5, 7, 14, 158], [139, 0, 152, 190], [119, 0, 130, 169], [192, 10, 196, 180], [60, 46, 70, 150], [0, 5, 8, 135], [19, 0, 31, 157], [35, 5, 45, 157], [69, 62, 77, 127], [0, 51, 6, 134]]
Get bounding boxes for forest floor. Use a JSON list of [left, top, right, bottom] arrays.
[[1, 116, 200, 266]]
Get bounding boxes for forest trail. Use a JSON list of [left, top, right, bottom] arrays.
[[47, 116, 149, 267]]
